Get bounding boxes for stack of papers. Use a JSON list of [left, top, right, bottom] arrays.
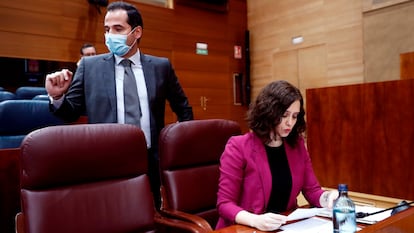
[[282, 208, 366, 232], [281, 217, 332, 233], [287, 208, 326, 221]]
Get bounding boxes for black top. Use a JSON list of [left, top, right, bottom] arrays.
[[265, 144, 292, 213]]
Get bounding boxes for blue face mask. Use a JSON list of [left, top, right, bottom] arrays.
[[105, 28, 136, 56]]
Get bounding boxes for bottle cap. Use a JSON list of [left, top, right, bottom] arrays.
[[338, 184, 348, 192]]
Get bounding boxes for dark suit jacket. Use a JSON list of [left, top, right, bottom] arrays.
[[53, 52, 193, 153]]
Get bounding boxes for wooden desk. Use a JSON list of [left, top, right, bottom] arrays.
[[358, 207, 414, 233], [212, 207, 414, 233], [212, 224, 268, 233]]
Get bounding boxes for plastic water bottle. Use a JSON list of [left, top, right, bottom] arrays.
[[333, 184, 356, 233]]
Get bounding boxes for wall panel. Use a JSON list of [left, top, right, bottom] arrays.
[[363, 1, 414, 82], [306, 80, 414, 199], [248, 0, 364, 99], [400, 51, 414, 79]]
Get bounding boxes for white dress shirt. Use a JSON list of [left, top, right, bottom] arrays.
[[114, 51, 151, 148]]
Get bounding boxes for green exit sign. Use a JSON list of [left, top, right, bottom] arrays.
[[196, 48, 208, 55]]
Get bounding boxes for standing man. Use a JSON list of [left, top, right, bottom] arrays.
[[45, 1, 194, 207], [77, 43, 97, 66]]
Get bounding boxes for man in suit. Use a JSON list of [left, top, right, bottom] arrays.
[[45, 1, 194, 208], [77, 43, 96, 66]]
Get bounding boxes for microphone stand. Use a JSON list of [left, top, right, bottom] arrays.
[[356, 200, 414, 218]]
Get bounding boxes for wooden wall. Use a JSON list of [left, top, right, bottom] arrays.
[[400, 51, 414, 79], [247, 0, 364, 100], [306, 79, 414, 200], [246, 0, 414, 101], [363, 0, 414, 83], [0, 0, 249, 132]]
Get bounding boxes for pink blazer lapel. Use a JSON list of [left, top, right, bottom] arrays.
[[250, 134, 272, 208]]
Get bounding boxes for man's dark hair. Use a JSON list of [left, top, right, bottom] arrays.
[[107, 1, 143, 29], [80, 43, 95, 55]]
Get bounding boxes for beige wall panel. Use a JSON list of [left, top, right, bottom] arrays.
[[326, 26, 363, 62], [248, 0, 364, 90], [270, 45, 326, 103], [272, 50, 298, 87], [250, 54, 272, 75], [249, 3, 325, 53], [364, 1, 414, 82], [362, 0, 411, 12], [324, 0, 362, 28], [249, 78, 273, 100], [326, 61, 364, 86], [248, 0, 323, 27], [298, 45, 326, 91], [252, 30, 326, 55]]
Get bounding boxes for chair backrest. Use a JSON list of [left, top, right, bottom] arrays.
[[158, 119, 241, 229], [0, 90, 16, 102], [15, 86, 47, 100], [31, 94, 49, 101], [18, 124, 157, 233], [0, 100, 64, 149]]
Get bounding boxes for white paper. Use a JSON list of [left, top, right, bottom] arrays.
[[287, 207, 326, 221], [281, 216, 362, 233], [281, 217, 332, 233]]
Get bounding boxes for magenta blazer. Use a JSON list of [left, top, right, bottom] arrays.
[[216, 132, 324, 229]]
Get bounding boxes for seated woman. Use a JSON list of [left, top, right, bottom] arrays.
[[216, 80, 338, 231]]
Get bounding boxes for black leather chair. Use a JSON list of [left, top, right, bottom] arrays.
[[16, 124, 205, 233], [0, 100, 64, 149], [158, 119, 242, 231]]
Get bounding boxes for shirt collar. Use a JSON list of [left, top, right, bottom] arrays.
[[114, 49, 141, 66]]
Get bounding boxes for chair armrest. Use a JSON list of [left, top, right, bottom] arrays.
[[159, 186, 213, 231], [154, 211, 211, 233], [15, 212, 25, 233], [159, 208, 213, 231]]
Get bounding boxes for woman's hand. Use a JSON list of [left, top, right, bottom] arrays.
[[252, 212, 287, 231], [320, 190, 339, 209], [236, 210, 287, 231]]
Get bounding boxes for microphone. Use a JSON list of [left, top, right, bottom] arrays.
[[356, 200, 413, 218]]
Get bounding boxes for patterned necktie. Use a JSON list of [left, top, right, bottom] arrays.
[[121, 59, 141, 127]]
